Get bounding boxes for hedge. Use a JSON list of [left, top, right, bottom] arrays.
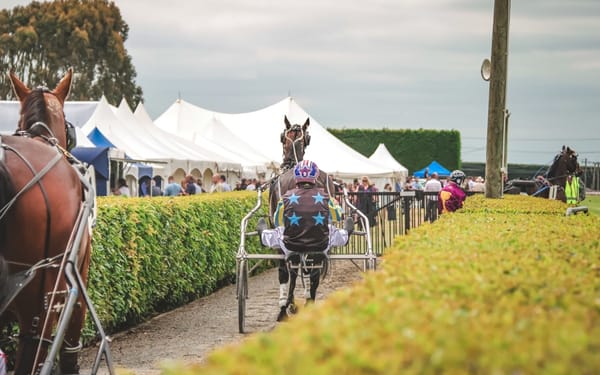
[[175, 195, 599, 375], [327, 128, 461, 173], [82, 191, 267, 342]]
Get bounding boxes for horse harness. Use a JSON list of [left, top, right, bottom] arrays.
[[280, 124, 310, 170], [0, 124, 87, 266]]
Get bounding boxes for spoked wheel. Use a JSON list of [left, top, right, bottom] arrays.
[[237, 259, 248, 333]]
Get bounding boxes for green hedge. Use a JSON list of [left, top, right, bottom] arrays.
[[179, 195, 599, 375], [82, 192, 267, 342], [327, 128, 461, 173]]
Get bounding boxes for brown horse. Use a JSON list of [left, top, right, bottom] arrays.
[[504, 145, 582, 202], [0, 69, 92, 374], [268, 116, 335, 320]]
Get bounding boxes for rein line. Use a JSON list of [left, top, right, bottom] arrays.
[[0, 146, 63, 221]]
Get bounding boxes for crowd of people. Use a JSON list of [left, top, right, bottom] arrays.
[[108, 168, 478, 217], [110, 174, 268, 198]]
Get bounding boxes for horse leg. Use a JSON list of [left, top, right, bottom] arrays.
[[286, 262, 298, 313], [13, 304, 53, 375], [307, 255, 325, 304], [277, 257, 289, 322], [59, 236, 92, 375]]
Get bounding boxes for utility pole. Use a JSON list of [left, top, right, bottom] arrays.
[[485, 0, 511, 198]]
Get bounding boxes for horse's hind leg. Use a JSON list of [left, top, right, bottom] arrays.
[[59, 303, 86, 374], [307, 254, 327, 303], [60, 239, 92, 374], [13, 309, 51, 375]]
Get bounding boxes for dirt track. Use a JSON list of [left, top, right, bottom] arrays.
[[80, 260, 365, 374]]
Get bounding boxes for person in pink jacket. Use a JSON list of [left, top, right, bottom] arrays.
[[439, 170, 467, 214]]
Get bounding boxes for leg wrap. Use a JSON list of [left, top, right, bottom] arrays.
[[278, 284, 288, 307]]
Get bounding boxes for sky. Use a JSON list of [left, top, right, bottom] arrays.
[[5, 0, 600, 165]]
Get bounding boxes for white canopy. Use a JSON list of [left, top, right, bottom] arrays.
[[0, 100, 98, 134], [369, 143, 409, 179], [133, 102, 267, 176], [154, 97, 395, 179], [81, 96, 242, 177]]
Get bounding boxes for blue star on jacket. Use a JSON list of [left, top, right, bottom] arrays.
[[287, 212, 301, 226], [312, 192, 325, 204], [287, 193, 300, 205], [312, 212, 326, 225]]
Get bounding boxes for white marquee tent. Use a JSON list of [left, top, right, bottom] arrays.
[[81, 96, 243, 179], [368, 143, 409, 190], [154, 97, 395, 179], [369, 143, 409, 179]]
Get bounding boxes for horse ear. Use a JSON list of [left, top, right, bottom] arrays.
[[303, 117, 310, 130], [53, 67, 73, 104], [8, 70, 31, 103], [284, 115, 291, 129]]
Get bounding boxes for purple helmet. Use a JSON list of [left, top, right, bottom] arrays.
[[294, 160, 320, 183]]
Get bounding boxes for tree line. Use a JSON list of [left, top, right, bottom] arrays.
[[0, 0, 142, 105]]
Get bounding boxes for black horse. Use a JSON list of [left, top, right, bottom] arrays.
[[504, 146, 582, 202], [268, 116, 335, 320]]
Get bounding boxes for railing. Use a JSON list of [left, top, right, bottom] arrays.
[[332, 191, 441, 256]]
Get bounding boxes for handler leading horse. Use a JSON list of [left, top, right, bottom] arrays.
[[268, 116, 336, 321], [0, 69, 92, 374]]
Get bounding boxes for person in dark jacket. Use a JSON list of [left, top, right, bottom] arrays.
[[258, 160, 352, 255]]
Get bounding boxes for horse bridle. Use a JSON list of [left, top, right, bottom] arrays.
[[546, 150, 580, 183], [280, 124, 310, 169], [15, 87, 77, 151]]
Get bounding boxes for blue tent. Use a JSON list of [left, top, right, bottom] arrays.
[[71, 146, 110, 196], [413, 160, 451, 178], [87, 127, 116, 149]]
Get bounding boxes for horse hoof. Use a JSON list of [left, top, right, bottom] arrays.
[[305, 299, 315, 307], [288, 303, 298, 314], [276, 307, 288, 322]]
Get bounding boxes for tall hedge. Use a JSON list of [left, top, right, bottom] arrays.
[[82, 191, 267, 341], [327, 128, 461, 174], [181, 195, 599, 375]]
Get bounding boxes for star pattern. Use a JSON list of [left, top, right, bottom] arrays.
[[287, 212, 301, 226], [287, 193, 300, 205], [312, 212, 325, 225], [312, 192, 325, 204]]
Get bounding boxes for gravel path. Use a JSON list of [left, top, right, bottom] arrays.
[[80, 259, 366, 374]]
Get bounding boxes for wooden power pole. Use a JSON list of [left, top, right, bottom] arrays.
[[485, 0, 511, 198]]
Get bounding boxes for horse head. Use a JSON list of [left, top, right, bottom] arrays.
[[547, 145, 581, 182], [280, 115, 310, 170], [563, 146, 581, 175], [9, 68, 75, 150]]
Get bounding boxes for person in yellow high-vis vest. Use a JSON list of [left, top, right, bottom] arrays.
[[565, 175, 580, 204]]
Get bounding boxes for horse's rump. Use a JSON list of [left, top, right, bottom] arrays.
[[1, 135, 82, 260]]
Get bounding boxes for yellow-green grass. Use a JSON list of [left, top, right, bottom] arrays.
[[581, 194, 600, 216], [165, 194, 599, 375]]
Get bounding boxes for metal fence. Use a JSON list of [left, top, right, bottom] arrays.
[[331, 191, 441, 256]]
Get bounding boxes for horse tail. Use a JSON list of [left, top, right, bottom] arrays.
[[0, 161, 16, 245]]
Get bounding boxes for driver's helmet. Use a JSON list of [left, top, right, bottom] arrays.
[[294, 160, 319, 184], [449, 170, 466, 186]]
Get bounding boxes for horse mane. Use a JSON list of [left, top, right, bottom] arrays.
[[19, 88, 50, 136], [545, 153, 562, 178]]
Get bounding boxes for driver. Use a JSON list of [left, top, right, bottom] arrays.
[[258, 160, 353, 255], [439, 170, 467, 214]]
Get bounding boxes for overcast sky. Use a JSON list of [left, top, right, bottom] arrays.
[[5, 0, 600, 165]]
